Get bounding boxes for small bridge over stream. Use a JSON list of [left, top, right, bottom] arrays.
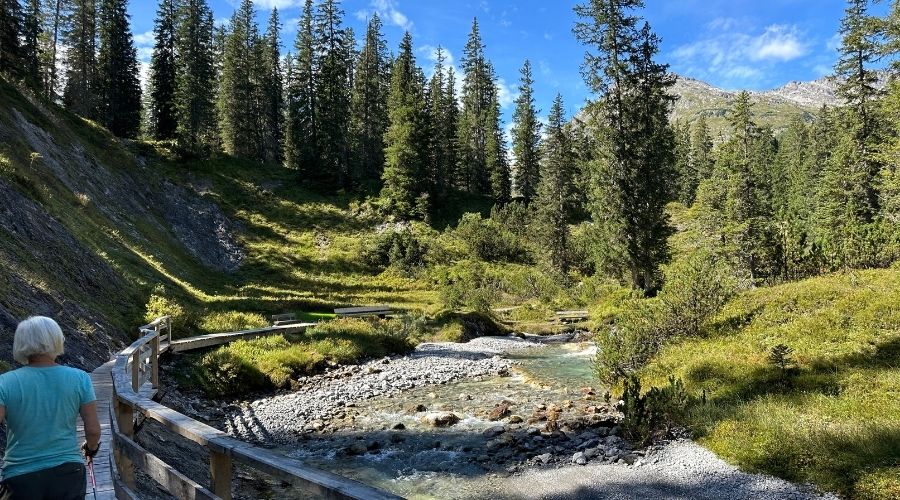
[[80, 316, 402, 499]]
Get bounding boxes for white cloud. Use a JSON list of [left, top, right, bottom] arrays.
[[133, 30, 155, 47], [243, 0, 303, 8], [361, 0, 412, 32], [748, 25, 807, 61], [496, 77, 517, 109], [671, 22, 810, 88]]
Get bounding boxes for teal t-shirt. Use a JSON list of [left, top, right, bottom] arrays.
[[0, 365, 96, 479]]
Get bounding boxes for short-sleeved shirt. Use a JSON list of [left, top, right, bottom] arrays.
[[0, 365, 96, 480]]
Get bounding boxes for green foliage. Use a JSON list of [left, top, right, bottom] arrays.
[[768, 343, 794, 385], [198, 311, 268, 334], [639, 269, 900, 499], [144, 286, 189, 332], [454, 212, 529, 263], [535, 94, 575, 273], [620, 375, 692, 445], [97, 0, 142, 138], [437, 260, 501, 312], [364, 227, 428, 273], [595, 251, 736, 382], [511, 60, 541, 204], [196, 318, 415, 396]]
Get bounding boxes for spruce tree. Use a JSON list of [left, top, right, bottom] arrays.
[[21, 0, 42, 87], [512, 59, 541, 204], [0, 0, 23, 75], [672, 120, 693, 204], [835, 0, 883, 217], [285, 0, 318, 175], [219, 0, 261, 160], [42, 0, 65, 98], [485, 78, 511, 205], [63, 0, 98, 119], [259, 7, 283, 165], [689, 115, 714, 185], [443, 65, 460, 190], [149, 0, 178, 140], [574, 2, 675, 294], [174, 0, 216, 153], [457, 18, 492, 194], [380, 32, 428, 219], [536, 94, 575, 273], [313, 0, 352, 188], [349, 13, 389, 182], [97, 0, 141, 138], [426, 46, 450, 200]]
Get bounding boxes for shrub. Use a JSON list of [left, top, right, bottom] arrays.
[[620, 375, 692, 445], [364, 227, 428, 273], [436, 261, 502, 312], [454, 213, 530, 263], [595, 251, 737, 383], [199, 311, 268, 334], [144, 286, 191, 332]]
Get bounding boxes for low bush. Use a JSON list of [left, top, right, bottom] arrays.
[[454, 212, 530, 263], [620, 375, 693, 445], [364, 226, 428, 273], [199, 311, 268, 334], [595, 250, 736, 383]]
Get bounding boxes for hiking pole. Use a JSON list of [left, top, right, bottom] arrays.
[[88, 459, 98, 500]]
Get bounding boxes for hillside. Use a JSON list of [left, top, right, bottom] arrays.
[[638, 268, 900, 499], [0, 78, 438, 370]]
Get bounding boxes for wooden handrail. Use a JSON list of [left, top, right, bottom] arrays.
[[110, 316, 401, 500]]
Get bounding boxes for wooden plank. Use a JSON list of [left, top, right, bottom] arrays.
[[271, 313, 296, 322], [168, 323, 313, 353], [334, 306, 393, 315], [113, 429, 219, 500]]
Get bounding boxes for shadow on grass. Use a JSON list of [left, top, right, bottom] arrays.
[[682, 333, 900, 497]]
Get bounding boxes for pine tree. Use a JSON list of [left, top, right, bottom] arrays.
[[835, 0, 883, 217], [285, 0, 317, 175], [0, 0, 23, 75], [40, 0, 64, 98], [259, 7, 283, 165], [512, 59, 541, 204], [443, 65, 460, 190], [313, 0, 352, 188], [426, 46, 450, 200], [689, 115, 713, 186], [457, 18, 492, 194], [349, 13, 389, 182], [174, 0, 216, 153], [672, 120, 693, 204], [149, 0, 178, 140], [380, 32, 428, 218], [63, 0, 98, 119], [219, 0, 261, 160], [97, 0, 141, 138], [574, 2, 675, 294], [536, 94, 575, 273], [21, 0, 42, 87], [485, 77, 511, 205]]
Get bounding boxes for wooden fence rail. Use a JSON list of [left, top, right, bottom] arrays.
[[109, 316, 401, 500]]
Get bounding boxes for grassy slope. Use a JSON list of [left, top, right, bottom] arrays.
[[639, 268, 900, 499]]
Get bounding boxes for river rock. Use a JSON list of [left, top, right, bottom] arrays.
[[489, 403, 512, 421], [406, 404, 427, 414], [584, 447, 601, 459], [571, 451, 587, 465], [346, 443, 368, 455], [391, 422, 405, 430], [421, 412, 460, 427], [536, 453, 552, 464], [623, 453, 639, 465], [483, 425, 506, 438], [508, 415, 523, 424]]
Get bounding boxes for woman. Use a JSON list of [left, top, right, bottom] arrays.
[[0, 316, 101, 499]]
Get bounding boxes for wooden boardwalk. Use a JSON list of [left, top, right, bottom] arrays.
[[78, 360, 116, 499]]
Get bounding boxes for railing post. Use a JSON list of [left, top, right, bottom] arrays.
[[210, 449, 233, 500], [151, 333, 160, 390], [113, 395, 136, 489], [131, 349, 140, 392]]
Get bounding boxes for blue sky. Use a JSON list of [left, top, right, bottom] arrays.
[[127, 0, 886, 124]]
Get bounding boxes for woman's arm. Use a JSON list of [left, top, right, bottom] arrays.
[[80, 402, 101, 453]]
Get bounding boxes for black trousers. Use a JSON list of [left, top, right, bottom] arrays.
[[1, 462, 86, 500]]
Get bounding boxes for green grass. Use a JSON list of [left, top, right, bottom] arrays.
[[192, 318, 414, 396], [639, 269, 900, 499]]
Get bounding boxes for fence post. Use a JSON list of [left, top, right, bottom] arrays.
[[151, 333, 160, 390], [113, 395, 136, 489], [131, 350, 140, 393], [210, 450, 233, 500]]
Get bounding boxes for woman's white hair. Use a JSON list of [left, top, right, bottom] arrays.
[[14, 316, 65, 364]]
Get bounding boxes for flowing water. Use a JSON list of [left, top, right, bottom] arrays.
[[279, 342, 599, 499]]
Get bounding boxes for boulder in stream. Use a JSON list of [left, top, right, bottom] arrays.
[[421, 412, 460, 427]]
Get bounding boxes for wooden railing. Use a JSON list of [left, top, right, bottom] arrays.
[[109, 316, 401, 500]]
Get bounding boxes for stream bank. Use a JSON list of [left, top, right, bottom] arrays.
[[160, 334, 837, 499]]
